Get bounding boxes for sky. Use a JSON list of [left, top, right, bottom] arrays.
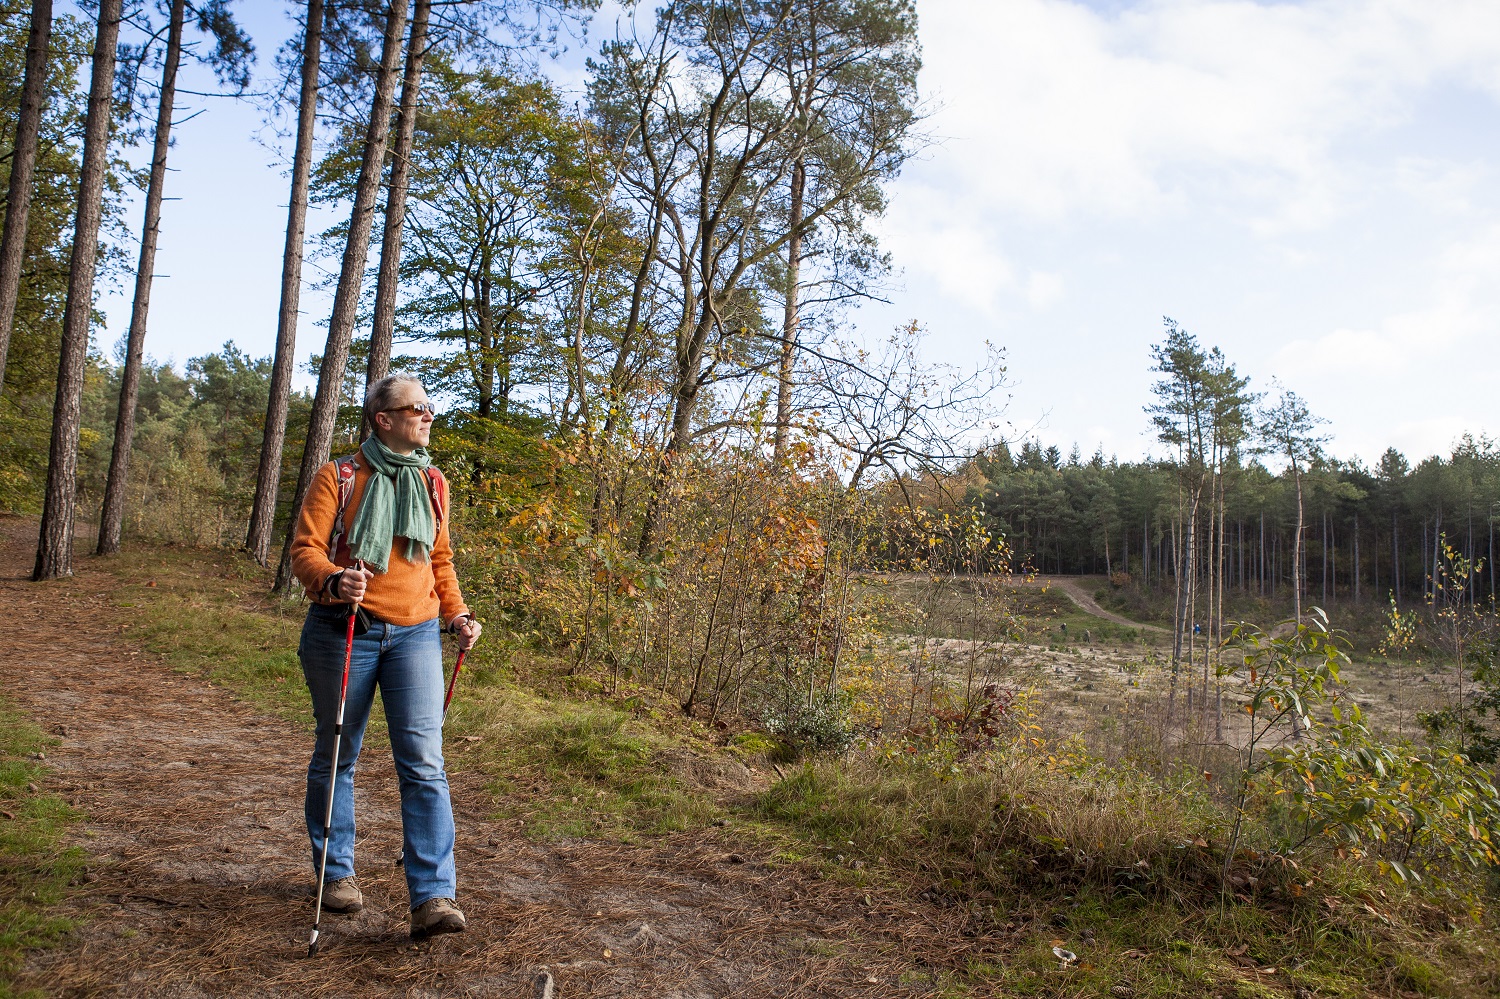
[[95, 0, 1500, 466]]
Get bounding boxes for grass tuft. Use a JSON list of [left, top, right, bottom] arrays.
[[0, 700, 84, 999]]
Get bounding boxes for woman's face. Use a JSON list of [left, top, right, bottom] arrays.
[[374, 382, 434, 454]]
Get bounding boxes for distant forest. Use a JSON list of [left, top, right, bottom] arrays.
[[963, 434, 1500, 606]]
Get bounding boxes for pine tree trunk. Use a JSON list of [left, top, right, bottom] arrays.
[[247, 0, 324, 566], [32, 0, 122, 581], [1171, 490, 1185, 668], [1433, 508, 1443, 599], [1467, 507, 1475, 607], [274, 0, 410, 593], [1392, 513, 1399, 605], [638, 331, 703, 557], [1215, 465, 1226, 737], [1142, 514, 1149, 586], [364, 0, 431, 407], [1487, 507, 1495, 603], [97, 0, 185, 556], [772, 159, 804, 465], [1421, 519, 1428, 602], [1183, 487, 1200, 707], [1353, 512, 1360, 602], [0, 0, 52, 393], [1322, 510, 1329, 607]]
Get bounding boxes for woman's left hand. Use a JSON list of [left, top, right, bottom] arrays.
[[453, 615, 482, 651]]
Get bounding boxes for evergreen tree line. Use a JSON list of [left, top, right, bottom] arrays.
[[967, 433, 1500, 607], [963, 321, 1499, 616]]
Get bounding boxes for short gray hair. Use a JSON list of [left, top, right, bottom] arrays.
[[364, 373, 425, 426]]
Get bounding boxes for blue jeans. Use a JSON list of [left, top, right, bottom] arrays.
[[299, 604, 456, 909]]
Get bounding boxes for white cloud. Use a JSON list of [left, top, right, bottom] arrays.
[[1025, 270, 1065, 309], [1264, 222, 1500, 461], [1385, 417, 1478, 461], [881, 182, 1021, 314], [915, 0, 1500, 226], [1277, 221, 1500, 375]]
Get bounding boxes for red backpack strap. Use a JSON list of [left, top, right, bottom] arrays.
[[423, 466, 447, 530], [329, 454, 360, 567]]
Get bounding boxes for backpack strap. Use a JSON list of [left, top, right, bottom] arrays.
[[423, 466, 447, 531], [329, 454, 360, 567]]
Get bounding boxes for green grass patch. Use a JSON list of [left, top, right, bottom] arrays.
[[0, 700, 84, 999], [97, 544, 309, 724], [450, 680, 721, 839], [755, 750, 1222, 897]]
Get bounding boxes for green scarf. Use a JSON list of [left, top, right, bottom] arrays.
[[347, 437, 436, 573]]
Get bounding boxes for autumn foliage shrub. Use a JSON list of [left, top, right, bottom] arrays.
[[442, 427, 888, 733]]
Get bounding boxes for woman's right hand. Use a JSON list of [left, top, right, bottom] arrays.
[[335, 566, 374, 604]]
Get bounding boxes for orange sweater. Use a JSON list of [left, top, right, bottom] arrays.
[[290, 460, 470, 627]]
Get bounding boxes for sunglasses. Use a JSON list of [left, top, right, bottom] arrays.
[[384, 402, 439, 416]]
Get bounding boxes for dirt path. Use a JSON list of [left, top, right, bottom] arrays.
[[3, 519, 979, 997], [1029, 577, 1169, 634]]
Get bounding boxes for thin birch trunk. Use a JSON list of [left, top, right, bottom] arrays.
[[32, 0, 122, 581], [1290, 463, 1306, 739], [1292, 465, 1304, 622], [97, 0, 185, 556]]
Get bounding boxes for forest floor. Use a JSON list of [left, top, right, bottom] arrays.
[[0, 516, 976, 998]]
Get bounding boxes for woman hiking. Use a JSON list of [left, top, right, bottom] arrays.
[[291, 374, 481, 938]]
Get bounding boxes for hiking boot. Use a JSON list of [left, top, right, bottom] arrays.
[[410, 897, 467, 938], [321, 876, 363, 914]]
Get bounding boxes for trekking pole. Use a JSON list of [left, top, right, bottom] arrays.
[[309, 560, 363, 958], [443, 644, 467, 714]]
